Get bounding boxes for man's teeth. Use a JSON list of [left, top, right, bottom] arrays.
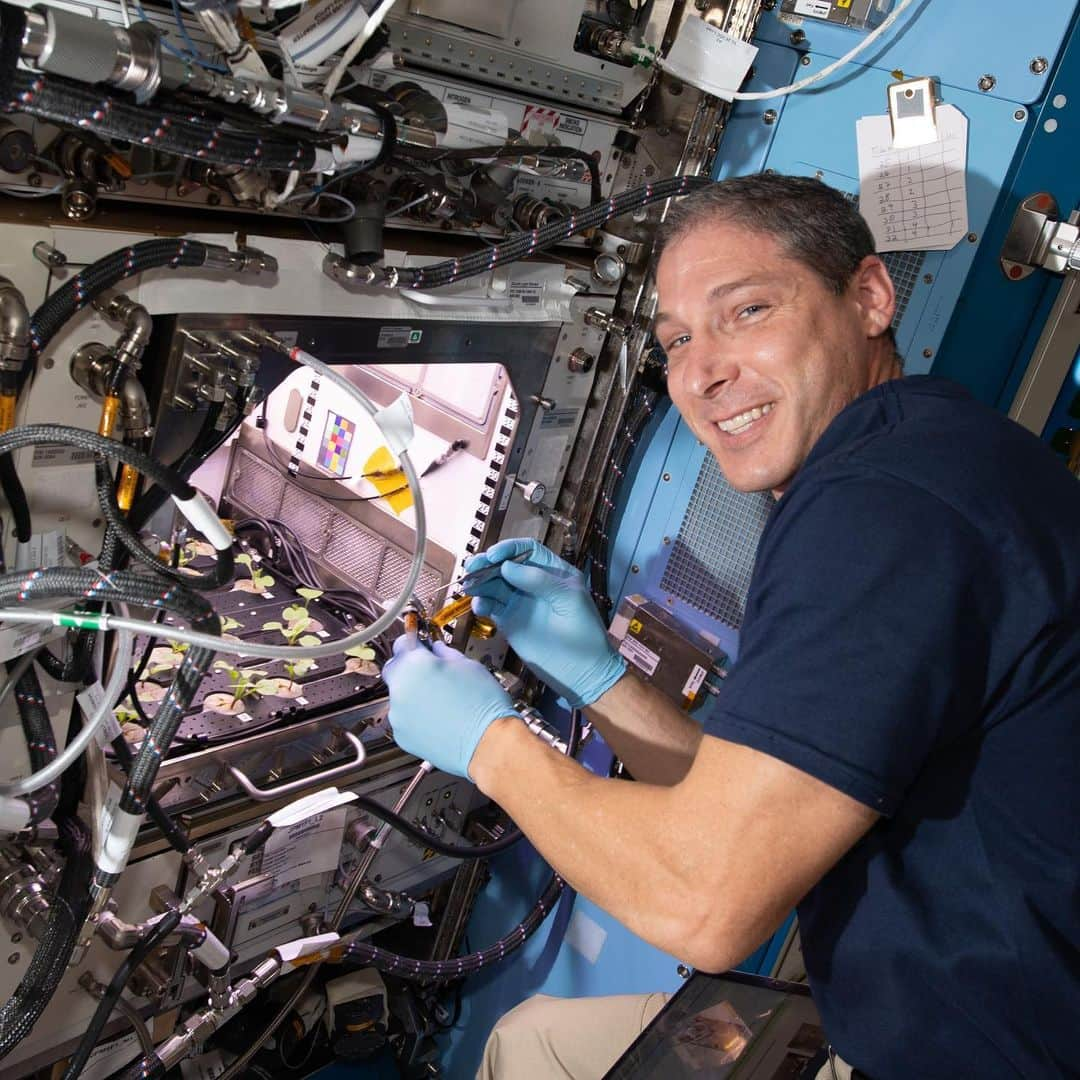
[[717, 402, 774, 434]]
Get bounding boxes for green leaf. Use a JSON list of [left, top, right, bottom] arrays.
[[256, 573, 276, 589], [213, 660, 234, 673], [291, 658, 315, 677], [235, 553, 253, 568], [262, 621, 285, 632], [296, 588, 323, 602], [281, 605, 308, 623], [298, 634, 322, 648], [220, 616, 243, 633], [344, 645, 376, 660], [253, 679, 279, 695]]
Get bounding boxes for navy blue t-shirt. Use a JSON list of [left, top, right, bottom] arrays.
[[705, 376, 1080, 1079]]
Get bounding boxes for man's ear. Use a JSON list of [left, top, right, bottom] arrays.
[[850, 255, 896, 339]]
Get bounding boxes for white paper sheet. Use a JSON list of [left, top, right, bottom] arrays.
[[658, 17, 758, 101], [856, 104, 969, 252]]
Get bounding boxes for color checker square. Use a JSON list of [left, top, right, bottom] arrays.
[[318, 412, 355, 476]]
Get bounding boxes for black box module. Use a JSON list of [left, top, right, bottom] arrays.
[[608, 595, 726, 710]]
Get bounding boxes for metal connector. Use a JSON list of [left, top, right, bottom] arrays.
[[201, 245, 278, 275]]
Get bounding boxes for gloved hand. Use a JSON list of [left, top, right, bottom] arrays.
[[382, 635, 520, 779], [465, 538, 626, 708]]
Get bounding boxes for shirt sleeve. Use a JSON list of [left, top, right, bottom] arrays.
[[704, 464, 998, 815]]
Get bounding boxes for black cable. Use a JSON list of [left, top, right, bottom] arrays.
[[334, 872, 564, 983], [388, 175, 711, 290], [0, 453, 30, 542], [60, 910, 182, 1080], [8, 661, 60, 825], [109, 728, 192, 855], [7, 70, 317, 176], [0, 814, 93, 1061], [93, 458, 234, 589], [28, 240, 210, 369]]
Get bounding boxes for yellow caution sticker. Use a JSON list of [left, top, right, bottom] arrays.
[[836, 0, 853, 7], [362, 446, 413, 514], [629, 618, 643, 635]]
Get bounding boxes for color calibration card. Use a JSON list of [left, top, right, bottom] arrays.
[[318, 412, 355, 476]]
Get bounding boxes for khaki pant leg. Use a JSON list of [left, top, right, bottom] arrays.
[[477, 991, 669, 1080]]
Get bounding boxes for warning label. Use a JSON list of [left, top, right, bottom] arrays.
[[377, 326, 423, 349]]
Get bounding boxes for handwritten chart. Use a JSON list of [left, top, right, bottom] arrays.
[[856, 105, 969, 253]]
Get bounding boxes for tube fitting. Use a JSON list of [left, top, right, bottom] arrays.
[[0, 276, 30, 373], [93, 292, 153, 370], [201, 245, 278, 275]]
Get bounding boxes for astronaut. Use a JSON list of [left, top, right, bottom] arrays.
[[384, 174, 1080, 1080]]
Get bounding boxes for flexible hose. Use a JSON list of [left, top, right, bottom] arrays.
[[9, 662, 59, 825], [6, 71, 317, 176], [28, 240, 209, 365], [0, 570, 214, 807], [112, 1053, 166, 1080], [335, 872, 565, 983], [109, 734, 191, 855], [0, 814, 93, 1061], [0, 453, 29, 541], [386, 175, 711, 289], [94, 459, 235, 589], [60, 910, 182, 1080]]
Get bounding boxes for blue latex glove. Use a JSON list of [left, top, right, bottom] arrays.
[[465, 538, 626, 708], [382, 635, 520, 779]]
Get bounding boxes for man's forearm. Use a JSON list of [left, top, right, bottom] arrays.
[[586, 671, 704, 784]]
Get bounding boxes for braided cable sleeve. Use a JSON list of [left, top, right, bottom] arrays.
[[394, 175, 712, 289], [10, 663, 60, 824], [0, 566, 219, 822], [0, 426, 195, 498], [36, 633, 95, 683], [110, 1054, 166, 1080], [0, 814, 93, 1061], [6, 70, 316, 176], [95, 460, 235, 589], [109, 734, 191, 854], [335, 873, 565, 983], [28, 240, 208, 361], [0, 453, 30, 541]]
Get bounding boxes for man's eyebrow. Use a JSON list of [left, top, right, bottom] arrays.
[[655, 276, 780, 330]]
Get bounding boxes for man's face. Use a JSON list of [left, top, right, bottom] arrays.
[[655, 220, 897, 497]]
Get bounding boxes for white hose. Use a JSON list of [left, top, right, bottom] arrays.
[[0, 344, 428, 665], [704, 0, 920, 101], [323, 0, 399, 98], [0, 628, 134, 798]]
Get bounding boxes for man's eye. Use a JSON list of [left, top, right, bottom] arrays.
[[738, 304, 766, 319], [666, 334, 690, 351]]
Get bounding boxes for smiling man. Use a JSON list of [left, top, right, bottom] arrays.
[[383, 174, 1080, 1080]]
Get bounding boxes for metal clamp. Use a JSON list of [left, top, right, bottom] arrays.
[[227, 731, 366, 802]]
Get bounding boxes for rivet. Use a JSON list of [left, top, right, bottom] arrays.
[[1030, 57, 1048, 75], [977, 74, 996, 92], [922, 348, 934, 359], [662, 472, 671, 481], [763, 109, 778, 125], [1014, 109, 1026, 121], [923, 273, 934, 284], [967, 233, 978, 243], [800, 54, 812, 66], [663, 536, 671, 545], [631, 564, 640, 573]]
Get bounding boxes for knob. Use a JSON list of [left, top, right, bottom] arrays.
[[567, 348, 595, 374], [515, 479, 547, 505]]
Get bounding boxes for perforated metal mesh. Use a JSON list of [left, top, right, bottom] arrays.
[[324, 518, 385, 590], [659, 454, 774, 629], [226, 447, 444, 605], [880, 250, 926, 327], [281, 485, 332, 554], [230, 450, 283, 520]]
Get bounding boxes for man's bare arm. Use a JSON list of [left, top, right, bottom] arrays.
[[470, 718, 879, 971], [585, 672, 704, 785]]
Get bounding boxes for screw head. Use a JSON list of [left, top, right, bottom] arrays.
[[7, 953, 19, 964], [631, 564, 640, 573], [42, 357, 54, 370], [977, 74, 996, 92], [922, 348, 934, 359], [923, 274, 934, 285], [967, 232, 978, 243], [763, 108, 778, 125], [1014, 109, 1027, 121], [1030, 57, 1048, 75], [790, 29, 806, 46], [662, 473, 671, 481], [677, 964, 692, 978], [10, 933, 22, 944], [663, 536, 671, 545], [800, 54, 812, 66]]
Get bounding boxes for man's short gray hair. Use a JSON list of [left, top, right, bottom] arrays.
[[654, 172, 879, 297]]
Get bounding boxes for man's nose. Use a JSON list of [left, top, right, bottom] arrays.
[[681, 337, 738, 399]]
